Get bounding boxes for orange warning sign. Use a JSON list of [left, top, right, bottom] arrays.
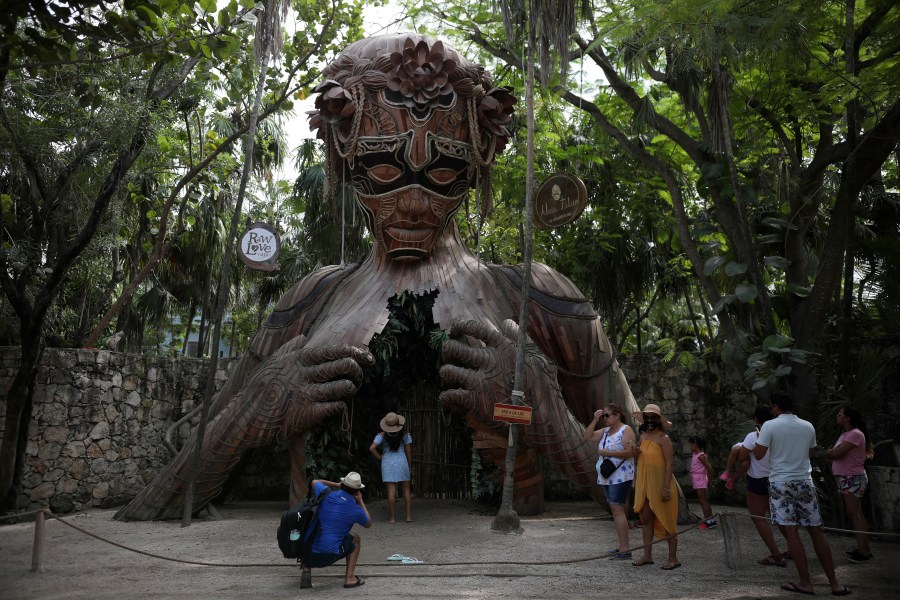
[[493, 403, 533, 425]]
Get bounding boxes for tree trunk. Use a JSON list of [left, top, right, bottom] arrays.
[[0, 326, 42, 512]]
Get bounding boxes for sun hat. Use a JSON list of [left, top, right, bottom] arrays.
[[380, 412, 406, 432], [340, 471, 365, 489], [631, 403, 672, 428]]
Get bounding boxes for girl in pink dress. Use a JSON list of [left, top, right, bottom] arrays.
[[689, 436, 716, 529]]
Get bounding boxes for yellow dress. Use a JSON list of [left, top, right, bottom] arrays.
[[633, 437, 678, 539]]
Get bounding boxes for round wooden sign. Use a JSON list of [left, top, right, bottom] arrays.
[[533, 174, 587, 229], [237, 222, 281, 272]]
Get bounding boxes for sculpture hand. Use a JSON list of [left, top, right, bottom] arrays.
[[114, 338, 374, 521], [235, 336, 375, 440], [439, 318, 519, 422], [440, 318, 600, 489]]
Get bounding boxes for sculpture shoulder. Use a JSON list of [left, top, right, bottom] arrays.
[[265, 263, 356, 329], [490, 262, 597, 319]]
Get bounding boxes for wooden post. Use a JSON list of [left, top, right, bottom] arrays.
[[721, 512, 741, 570], [31, 509, 46, 573]]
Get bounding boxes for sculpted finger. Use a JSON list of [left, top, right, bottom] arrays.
[[284, 400, 347, 436], [310, 379, 360, 403], [500, 319, 520, 342], [439, 389, 475, 412], [449, 319, 504, 347], [306, 356, 365, 384], [299, 344, 374, 367], [442, 338, 493, 369], [440, 364, 481, 391]]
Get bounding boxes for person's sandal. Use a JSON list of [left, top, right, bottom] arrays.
[[758, 555, 787, 567], [300, 571, 312, 589], [660, 560, 681, 570]]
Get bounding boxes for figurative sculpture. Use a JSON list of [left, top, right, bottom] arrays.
[[115, 33, 639, 521]]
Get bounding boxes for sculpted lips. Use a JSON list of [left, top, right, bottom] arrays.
[[384, 221, 437, 243]]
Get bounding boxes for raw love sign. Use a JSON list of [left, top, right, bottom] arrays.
[[237, 222, 281, 272]]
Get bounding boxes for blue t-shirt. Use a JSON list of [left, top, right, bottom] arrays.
[[310, 482, 369, 554]]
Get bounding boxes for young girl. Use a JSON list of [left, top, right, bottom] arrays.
[[688, 436, 717, 529], [369, 412, 413, 524]]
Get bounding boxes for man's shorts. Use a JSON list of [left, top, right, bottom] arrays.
[[768, 479, 822, 527], [302, 534, 356, 568], [602, 480, 633, 506], [746, 475, 769, 496], [836, 473, 868, 498]]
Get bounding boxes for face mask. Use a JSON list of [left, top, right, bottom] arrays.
[[643, 414, 661, 430]]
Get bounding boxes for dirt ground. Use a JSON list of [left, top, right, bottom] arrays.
[[1, 498, 896, 599]]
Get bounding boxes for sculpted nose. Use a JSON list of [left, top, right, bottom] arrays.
[[397, 187, 426, 219]]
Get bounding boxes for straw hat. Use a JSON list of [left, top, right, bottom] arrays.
[[340, 471, 365, 489], [380, 412, 406, 433], [631, 403, 672, 428]]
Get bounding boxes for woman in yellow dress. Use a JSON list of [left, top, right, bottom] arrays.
[[631, 403, 680, 569]]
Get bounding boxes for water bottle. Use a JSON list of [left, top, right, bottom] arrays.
[[289, 529, 300, 541]]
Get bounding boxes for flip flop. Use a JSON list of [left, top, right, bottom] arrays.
[[660, 561, 681, 570], [343, 576, 366, 588], [832, 587, 851, 596], [401, 557, 425, 564], [631, 558, 654, 567], [759, 555, 788, 567], [387, 554, 407, 561], [781, 583, 815, 595]]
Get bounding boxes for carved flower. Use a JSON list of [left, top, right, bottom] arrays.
[[307, 79, 355, 140], [477, 86, 516, 152], [387, 39, 457, 107]]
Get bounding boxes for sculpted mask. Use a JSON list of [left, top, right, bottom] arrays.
[[309, 35, 515, 260]]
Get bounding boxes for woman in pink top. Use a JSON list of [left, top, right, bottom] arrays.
[[824, 405, 874, 563]]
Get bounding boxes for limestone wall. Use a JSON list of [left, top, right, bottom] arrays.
[[0, 347, 236, 513]]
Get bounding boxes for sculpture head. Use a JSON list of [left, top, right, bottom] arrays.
[[309, 33, 515, 261]]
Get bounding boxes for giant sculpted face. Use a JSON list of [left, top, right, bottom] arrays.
[[309, 35, 515, 261]]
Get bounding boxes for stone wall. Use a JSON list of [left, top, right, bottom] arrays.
[[2, 341, 898, 526], [0, 347, 237, 514]]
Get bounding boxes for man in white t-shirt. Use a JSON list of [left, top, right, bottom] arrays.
[[754, 392, 849, 596]]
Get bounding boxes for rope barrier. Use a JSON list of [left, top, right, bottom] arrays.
[[719, 509, 900, 538], [11, 507, 895, 572], [0, 508, 46, 522], [20, 509, 708, 569]]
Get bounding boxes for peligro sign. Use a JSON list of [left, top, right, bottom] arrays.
[[237, 222, 281, 272]]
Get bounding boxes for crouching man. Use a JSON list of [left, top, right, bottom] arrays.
[[302, 472, 371, 589]]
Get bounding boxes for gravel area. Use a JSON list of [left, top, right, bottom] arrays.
[[1, 499, 896, 599]]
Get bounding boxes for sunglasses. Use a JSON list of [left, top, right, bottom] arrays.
[[642, 414, 660, 420], [602, 413, 615, 419]]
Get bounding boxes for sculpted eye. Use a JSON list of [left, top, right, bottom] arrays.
[[426, 168, 458, 185], [367, 165, 402, 184]]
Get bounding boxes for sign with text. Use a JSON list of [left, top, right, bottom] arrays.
[[493, 403, 533, 425], [533, 173, 587, 229], [237, 222, 281, 272]]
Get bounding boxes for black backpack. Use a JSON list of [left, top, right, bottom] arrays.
[[277, 488, 332, 560]]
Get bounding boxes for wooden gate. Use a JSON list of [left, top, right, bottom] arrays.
[[368, 380, 472, 499]]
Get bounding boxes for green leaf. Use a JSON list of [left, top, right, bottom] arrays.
[[764, 256, 790, 269], [762, 334, 793, 352], [724, 261, 748, 276], [761, 216, 798, 231], [735, 283, 758, 302], [711, 294, 734, 315], [786, 283, 810, 297], [703, 255, 726, 276]]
